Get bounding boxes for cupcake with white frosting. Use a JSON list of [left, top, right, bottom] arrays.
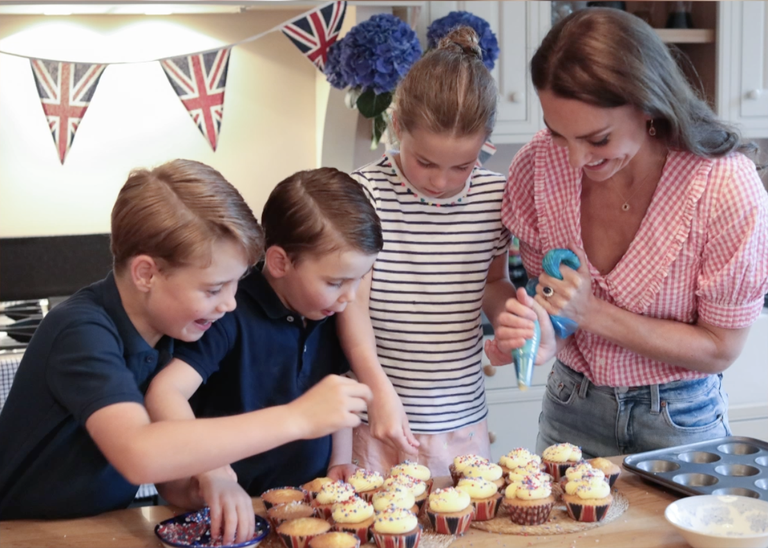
[[588, 457, 621, 487], [371, 487, 418, 515], [502, 473, 555, 526], [456, 477, 502, 521], [382, 474, 428, 511], [331, 495, 374, 543], [506, 460, 551, 486], [346, 469, 384, 502], [460, 461, 505, 491], [389, 461, 433, 494], [371, 506, 422, 548], [312, 480, 356, 520], [425, 487, 474, 536], [562, 474, 613, 522], [541, 442, 582, 481], [498, 448, 542, 476], [449, 454, 489, 486]]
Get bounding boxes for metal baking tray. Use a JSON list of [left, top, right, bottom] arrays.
[[623, 436, 768, 500]]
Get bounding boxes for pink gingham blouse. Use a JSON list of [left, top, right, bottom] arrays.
[[502, 130, 768, 387]]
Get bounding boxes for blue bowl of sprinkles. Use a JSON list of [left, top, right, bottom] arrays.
[[155, 507, 270, 548]]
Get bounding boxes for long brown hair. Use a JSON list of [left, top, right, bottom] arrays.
[[394, 26, 497, 138], [532, 8, 756, 159], [261, 167, 382, 262], [111, 159, 264, 272]]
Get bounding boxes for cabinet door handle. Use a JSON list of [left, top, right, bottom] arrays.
[[747, 89, 763, 100], [483, 365, 497, 377], [508, 91, 521, 103], [489, 431, 497, 444]]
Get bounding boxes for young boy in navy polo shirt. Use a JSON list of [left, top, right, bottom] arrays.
[[145, 168, 383, 542], [0, 161, 372, 531]]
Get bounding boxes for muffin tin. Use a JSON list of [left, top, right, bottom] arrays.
[[623, 436, 768, 500]]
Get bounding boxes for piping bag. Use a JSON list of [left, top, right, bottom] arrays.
[[512, 249, 581, 390]]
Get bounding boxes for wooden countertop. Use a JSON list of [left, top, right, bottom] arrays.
[[0, 456, 689, 548]]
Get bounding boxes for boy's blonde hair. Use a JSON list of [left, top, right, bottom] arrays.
[[261, 167, 382, 262], [111, 159, 264, 272], [394, 26, 498, 139]]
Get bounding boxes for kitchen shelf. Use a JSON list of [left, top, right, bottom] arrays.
[[654, 28, 715, 44]]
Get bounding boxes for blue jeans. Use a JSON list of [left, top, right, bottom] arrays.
[[536, 361, 731, 458]]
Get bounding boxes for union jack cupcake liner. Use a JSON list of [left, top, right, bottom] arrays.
[[564, 500, 612, 522], [470, 496, 502, 521], [333, 523, 372, 543], [372, 525, 422, 548], [426, 510, 473, 536]]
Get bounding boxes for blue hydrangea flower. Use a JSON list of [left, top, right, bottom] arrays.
[[427, 11, 500, 70], [324, 39, 348, 90], [337, 13, 422, 95]]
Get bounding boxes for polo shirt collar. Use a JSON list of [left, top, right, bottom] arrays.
[[101, 271, 174, 358], [240, 268, 327, 327]]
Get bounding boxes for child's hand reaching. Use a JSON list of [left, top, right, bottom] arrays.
[[327, 463, 358, 481], [287, 375, 373, 439], [367, 382, 419, 457], [485, 286, 557, 367], [194, 466, 254, 546]]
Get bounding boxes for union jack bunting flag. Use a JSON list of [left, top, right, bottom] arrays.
[[160, 48, 230, 151], [30, 60, 106, 164], [281, 1, 346, 71]]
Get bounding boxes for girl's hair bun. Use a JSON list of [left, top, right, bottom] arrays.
[[437, 26, 482, 61]]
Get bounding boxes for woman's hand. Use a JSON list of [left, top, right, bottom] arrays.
[[535, 245, 597, 327], [486, 286, 557, 366], [195, 466, 254, 546]]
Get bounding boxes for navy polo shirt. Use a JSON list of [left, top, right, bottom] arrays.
[[175, 268, 349, 496], [0, 272, 173, 520]]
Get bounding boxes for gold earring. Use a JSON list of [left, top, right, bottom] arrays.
[[648, 119, 657, 137]]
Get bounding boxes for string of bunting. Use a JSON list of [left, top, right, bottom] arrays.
[[1, 1, 346, 163]]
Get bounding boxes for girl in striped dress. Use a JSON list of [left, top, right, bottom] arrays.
[[337, 27, 533, 475], [495, 9, 768, 457]]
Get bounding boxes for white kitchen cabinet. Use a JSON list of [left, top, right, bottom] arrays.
[[717, 1, 768, 138], [419, 1, 551, 144]]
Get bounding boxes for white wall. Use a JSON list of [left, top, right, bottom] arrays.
[[0, 11, 320, 237]]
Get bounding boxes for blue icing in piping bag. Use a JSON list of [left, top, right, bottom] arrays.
[[513, 249, 581, 390]]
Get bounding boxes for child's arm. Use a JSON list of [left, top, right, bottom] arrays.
[[327, 428, 357, 481], [482, 253, 559, 366], [336, 271, 419, 456]]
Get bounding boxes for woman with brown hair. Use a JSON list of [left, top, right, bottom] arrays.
[[487, 8, 768, 457]]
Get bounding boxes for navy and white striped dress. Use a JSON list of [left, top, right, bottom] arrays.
[[352, 153, 510, 434]]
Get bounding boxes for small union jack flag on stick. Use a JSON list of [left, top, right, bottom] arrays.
[[477, 139, 497, 167], [282, 1, 347, 71], [30, 60, 106, 164], [160, 48, 230, 151]]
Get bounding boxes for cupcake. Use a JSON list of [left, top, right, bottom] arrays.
[[425, 487, 474, 536], [498, 448, 542, 477], [562, 475, 613, 522], [308, 531, 360, 548], [277, 517, 332, 548], [460, 461, 505, 492], [541, 443, 582, 481], [303, 477, 334, 500], [449, 454, 489, 486], [371, 506, 422, 548], [456, 477, 502, 521], [382, 474, 428, 512], [331, 495, 375, 543], [346, 469, 384, 502], [267, 500, 316, 529], [389, 461, 434, 494], [312, 480, 356, 520], [588, 457, 621, 487], [502, 473, 555, 526], [506, 460, 552, 486], [560, 462, 606, 490], [372, 487, 418, 515], [262, 486, 308, 510]]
